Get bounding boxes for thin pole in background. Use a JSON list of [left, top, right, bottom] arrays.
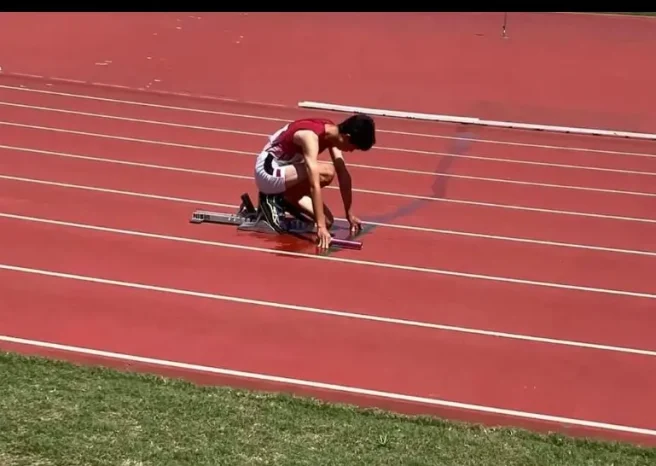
[[502, 12, 509, 39]]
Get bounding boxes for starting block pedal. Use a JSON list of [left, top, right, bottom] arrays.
[[189, 210, 246, 225], [190, 193, 258, 225], [239, 192, 256, 214]]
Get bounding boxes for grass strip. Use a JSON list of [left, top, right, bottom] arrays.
[[1, 351, 656, 465]]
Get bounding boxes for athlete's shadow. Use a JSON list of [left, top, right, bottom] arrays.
[[357, 124, 478, 237]]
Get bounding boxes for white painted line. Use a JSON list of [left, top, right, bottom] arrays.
[[378, 144, 656, 177], [2, 173, 654, 258], [0, 121, 255, 156], [0, 143, 251, 179], [357, 164, 656, 198], [0, 101, 269, 138], [0, 84, 289, 123], [355, 186, 656, 224], [359, 219, 656, 256], [298, 101, 656, 141], [2, 143, 656, 225], [2, 83, 654, 158], [1, 212, 655, 299], [1, 262, 655, 357], [2, 333, 656, 437], [0, 72, 296, 109], [2, 106, 655, 198], [0, 143, 656, 224], [382, 128, 656, 159], [0, 174, 236, 209], [4, 119, 654, 179]]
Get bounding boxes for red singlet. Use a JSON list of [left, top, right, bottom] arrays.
[[266, 118, 335, 162]]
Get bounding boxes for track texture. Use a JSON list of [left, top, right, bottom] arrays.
[[1, 12, 655, 132], [1, 13, 656, 447]]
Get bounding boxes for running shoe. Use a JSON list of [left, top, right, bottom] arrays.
[[258, 192, 286, 233]]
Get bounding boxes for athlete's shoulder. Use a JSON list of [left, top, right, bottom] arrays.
[[289, 117, 334, 130]]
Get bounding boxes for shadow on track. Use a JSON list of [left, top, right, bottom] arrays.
[[352, 124, 479, 240]]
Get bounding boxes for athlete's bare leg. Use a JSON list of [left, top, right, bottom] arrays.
[[281, 162, 335, 228], [291, 195, 334, 229]]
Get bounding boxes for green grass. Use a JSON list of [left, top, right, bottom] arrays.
[[1, 352, 656, 465]]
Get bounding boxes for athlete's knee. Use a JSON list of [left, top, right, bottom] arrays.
[[320, 163, 336, 186]]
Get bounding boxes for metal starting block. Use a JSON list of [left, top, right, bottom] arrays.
[[190, 192, 257, 225], [191, 209, 315, 234], [189, 192, 362, 250], [189, 210, 248, 226]]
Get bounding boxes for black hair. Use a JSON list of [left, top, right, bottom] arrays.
[[337, 113, 376, 151]]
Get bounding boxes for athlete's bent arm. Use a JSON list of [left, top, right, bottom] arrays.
[[328, 147, 353, 216], [329, 147, 362, 233], [294, 130, 329, 233]]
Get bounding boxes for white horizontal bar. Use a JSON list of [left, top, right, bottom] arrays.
[[298, 101, 656, 141]]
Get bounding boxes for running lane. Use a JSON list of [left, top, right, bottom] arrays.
[[2, 81, 656, 177], [2, 137, 656, 255], [2, 267, 656, 446], [1, 217, 656, 440], [1, 179, 655, 353], [1, 147, 655, 290], [1, 148, 655, 292], [1, 111, 655, 217], [1, 79, 656, 162], [0, 12, 655, 133]]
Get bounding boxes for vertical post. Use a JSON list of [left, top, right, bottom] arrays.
[[502, 12, 508, 39]]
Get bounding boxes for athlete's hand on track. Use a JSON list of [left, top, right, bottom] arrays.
[[316, 225, 332, 250], [347, 213, 363, 234]]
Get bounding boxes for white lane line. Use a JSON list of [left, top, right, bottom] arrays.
[[1, 83, 655, 158], [1, 212, 655, 299], [0, 121, 252, 156], [0, 84, 289, 122], [2, 333, 656, 437], [358, 164, 656, 198], [0, 101, 269, 137], [3, 118, 655, 178], [2, 143, 656, 225], [379, 144, 656, 177], [0, 143, 251, 179], [382, 128, 656, 159], [0, 264, 655, 357], [2, 107, 655, 198], [2, 172, 654, 258], [0, 174, 237, 209]]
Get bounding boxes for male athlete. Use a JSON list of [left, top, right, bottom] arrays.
[[253, 113, 376, 249]]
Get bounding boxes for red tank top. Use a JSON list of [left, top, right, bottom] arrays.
[[265, 118, 334, 162]]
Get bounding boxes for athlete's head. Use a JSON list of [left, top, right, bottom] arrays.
[[334, 114, 376, 152]]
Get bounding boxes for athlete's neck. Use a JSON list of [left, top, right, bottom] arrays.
[[324, 124, 340, 142]]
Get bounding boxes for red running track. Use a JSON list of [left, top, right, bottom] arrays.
[[1, 13, 656, 133], [1, 78, 656, 446]]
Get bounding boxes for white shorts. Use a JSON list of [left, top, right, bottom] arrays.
[[254, 124, 303, 194], [254, 150, 288, 194]]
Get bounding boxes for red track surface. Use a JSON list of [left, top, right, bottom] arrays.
[[1, 77, 656, 447], [1, 13, 656, 448], [1, 13, 656, 132]]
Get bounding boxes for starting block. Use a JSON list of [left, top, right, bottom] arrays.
[[190, 193, 362, 250]]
